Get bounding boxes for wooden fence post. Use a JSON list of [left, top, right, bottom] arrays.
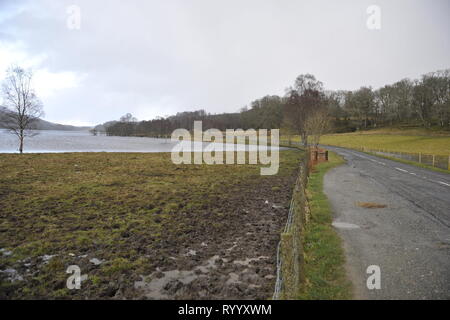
[[418, 153, 421, 163], [432, 155, 435, 167]]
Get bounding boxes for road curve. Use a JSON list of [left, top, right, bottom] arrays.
[[323, 146, 450, 299]]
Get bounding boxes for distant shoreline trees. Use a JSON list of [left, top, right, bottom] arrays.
[[102, 68, 449, 138]]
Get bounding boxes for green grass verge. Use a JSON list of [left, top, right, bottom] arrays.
[[299, 152, 352, 300]]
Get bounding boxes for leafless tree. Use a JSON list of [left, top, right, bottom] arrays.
[[283, 74, 324, 147], [1, 66, 43, 153], [305, 108, 332, 148]]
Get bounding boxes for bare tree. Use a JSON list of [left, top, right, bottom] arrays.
[[424, 70, 450, 127], [283, 74, 324, 147], [1, 66, 43, 153], [305, 108, 332, 148]]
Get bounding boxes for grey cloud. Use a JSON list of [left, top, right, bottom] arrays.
[[0, 0, 449, 125]]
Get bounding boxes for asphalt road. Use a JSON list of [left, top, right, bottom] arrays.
[[323, 146, 450, 300]]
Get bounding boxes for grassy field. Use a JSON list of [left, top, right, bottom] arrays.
[[320, 133, 450, 156], [0, 151, 302, 299], [299, 152, 352, 300], [282, 127, 450, 156], [331, 126, 450, 137]]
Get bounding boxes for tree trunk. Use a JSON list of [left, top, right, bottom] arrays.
[[19, 130, 24, 154], [302, 132, 308, 147]]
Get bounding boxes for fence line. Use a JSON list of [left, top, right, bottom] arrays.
[[353, 147, 450, 170], [280, 140, 301, 147], [273, 155, 309, 300], [280, 140, 449, 171]]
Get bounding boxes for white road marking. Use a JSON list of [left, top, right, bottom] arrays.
[[340, 149, 450, 188], [351, 152, 386, 166]]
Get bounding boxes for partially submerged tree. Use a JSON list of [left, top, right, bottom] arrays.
[[1, 66, 43, 153]]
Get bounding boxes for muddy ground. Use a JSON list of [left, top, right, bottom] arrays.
[[133, 179, 295, 300], [0, 151, 301, 299]]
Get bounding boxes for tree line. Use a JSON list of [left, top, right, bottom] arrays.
[[3, 64, 446, 153], [336, 69, 450, 129], [103, 68, 449, 145]]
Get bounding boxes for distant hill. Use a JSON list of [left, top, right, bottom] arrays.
[[0, 107, 91, 131]]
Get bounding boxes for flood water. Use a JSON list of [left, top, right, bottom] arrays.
[[0, 129, 284, 153]]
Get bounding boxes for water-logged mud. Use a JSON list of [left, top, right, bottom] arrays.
[[131, 179, 296, 300]]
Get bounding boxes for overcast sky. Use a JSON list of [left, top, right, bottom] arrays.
[[0, 0, 449, 126]]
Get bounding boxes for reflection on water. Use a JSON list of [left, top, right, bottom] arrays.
[[0, 129, 283, 153]]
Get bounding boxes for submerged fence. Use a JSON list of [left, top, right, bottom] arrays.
[[273, 155, 310, 300], [354, 147, 450, 171]]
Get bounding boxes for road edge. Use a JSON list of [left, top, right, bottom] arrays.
[[298, 151, 353, 299]]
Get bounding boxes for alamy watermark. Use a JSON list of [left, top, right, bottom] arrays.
[[366, 5, 381, 30], [66, 5, 81, 30], [170, 121, 280, 175], [366, 265, 381, 290], [66, 265, 87, 289]]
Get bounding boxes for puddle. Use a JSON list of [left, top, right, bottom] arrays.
[[134, 254, 268, 299], [89, 258, 104, 265], [226, 272, 242, 285], [0, 268, 23, 282], [233, 256, 269, 266], [135, 270, 201, 299], [332, 221, 360, 229], [134, 255, 221, 299], [0, 248, 12, 256], [184, 249, 197, 256]]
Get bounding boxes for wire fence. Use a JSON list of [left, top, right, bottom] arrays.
[[361, 148, 450, 170], [273, 197, 295, 300], [282, 140, 450, 171], [273, 156, 309, 300]]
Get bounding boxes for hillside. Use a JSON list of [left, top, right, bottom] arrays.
[[0, 107, 91, 131]]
